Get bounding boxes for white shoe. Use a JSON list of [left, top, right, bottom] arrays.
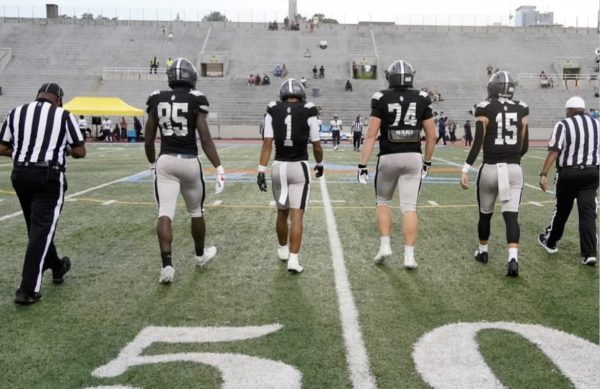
[[287, 256, 304, 273], [404, 256, 418, 269], [582, 256, 597, 266], [374, 245, 392, 264], [159, 265, 175, 284], [196, 246, 217, 267], [277, 246, 290, 261]]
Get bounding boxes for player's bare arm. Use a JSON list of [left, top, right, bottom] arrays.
[[196, 112, 221, 168], [144, 109, 158, 164]]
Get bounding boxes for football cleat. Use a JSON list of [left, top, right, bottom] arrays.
[[14, 289, 43, 305], [537, 233, 558, 254], [52, 256, 71, 284], [277, 246, 290, 261], [196, 246, 217, 267], [582, 257, 597, 266], [506, 258, 519, 277], [159, 265, 175, 284], [374, 245, 392, 264], [287, 256, 304, 273], [474, 250, 489, 264], [404, 256, 418, 269]]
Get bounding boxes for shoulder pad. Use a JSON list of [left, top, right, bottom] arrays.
[[476, 101, 490, 108], [190, 90, 205, 97], [267, 101, 278, 108], [304, 102, 316, 109], [371, 91, 384, 100], [419, 90, 429, 98], [518, 101, 528, 108], [149, 90, 161, 97]]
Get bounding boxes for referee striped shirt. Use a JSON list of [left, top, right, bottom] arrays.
[[548, 113, 599, 168], [0, 98, 84, 167]]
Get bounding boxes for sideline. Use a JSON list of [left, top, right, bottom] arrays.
[[319, 176, 376, 389]]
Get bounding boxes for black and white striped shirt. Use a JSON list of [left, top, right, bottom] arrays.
[[0, 98, 84, 167], [548, 113, 599, 168]]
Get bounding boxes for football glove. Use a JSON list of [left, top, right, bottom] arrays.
[[215, 165, 225, 194], [422, 161, 432, 180], [358, 164, 368, 184], [314, 163, 324, 178], [257, 172, 268, 192]]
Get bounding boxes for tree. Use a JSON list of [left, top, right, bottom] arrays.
[[312, 13, 338, 24], [202, 11, 228, 22]]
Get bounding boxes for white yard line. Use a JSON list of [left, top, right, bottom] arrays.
[[319, 176, 376, 389], [528, 201, 544, 207], [0, 170, 147, 222], [427, 200, 439, 206], [212, 200, 223, 206], [102, 200, 117, 206]]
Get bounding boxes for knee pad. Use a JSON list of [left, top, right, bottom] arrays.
[[478, 212, 493, 241], [502, 211, 520, 244], [376, 196, 392, 207]]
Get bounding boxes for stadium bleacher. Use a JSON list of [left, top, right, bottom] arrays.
[[0, 18, 597, 137]]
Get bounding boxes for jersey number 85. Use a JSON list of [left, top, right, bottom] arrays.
[[158, 102, 189, 136]]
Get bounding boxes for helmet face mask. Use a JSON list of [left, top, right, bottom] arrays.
[[279, 79, 306, 102], [487, 71, 515, 99], [387, 60, 414, 88], [167, 58, 198, 89]]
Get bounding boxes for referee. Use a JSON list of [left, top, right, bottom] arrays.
[[538, 96, 599, 266], [0, 82, 86, 304]]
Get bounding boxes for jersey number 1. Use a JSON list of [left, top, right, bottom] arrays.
[[158, 102, 189, 136], [494, 112, 517, 145], [284, 114, 293, 146]]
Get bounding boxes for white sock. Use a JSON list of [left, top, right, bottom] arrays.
[[508, 247, 518, 261], [380, 236, 391, 247], [289, 253, 299, 262], [478, 243, 488, 253], [404, 245, 414, 258], [279, 244, 288, 250]]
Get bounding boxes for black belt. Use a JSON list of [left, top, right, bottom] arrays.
[[14, 161, 65, 172], [163, 153, 197, 159], [560, 165, 598, 171]]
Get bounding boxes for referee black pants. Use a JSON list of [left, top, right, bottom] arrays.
[[11, 166, 66, 294], [353, 132, 361, 150], [544, 167, 599, 258]]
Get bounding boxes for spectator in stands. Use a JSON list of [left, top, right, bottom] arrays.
[[486, 65, 493, 76], [319, 40, 327, 49], [352, 61, 358, 78], [268, 20, 278, 31], [119, 117, 128, 140], [248, 74, 255, 86], [166, 57, 173, 70], [304, 49, 311, 58], [274, 64, 282, 78], [262, 74, 271, 85], [283, 17, 289, 30], [255, 74, 261, 85], [282, 64, 288, 78], [464, 119, 473, 147], [160, 25, 166, 38], [300, 76, 307, 88], [319, 65, 325, 79], [345, 80, 353, 92], [113, 123, 121, 141], [539, 70, 549, 88], [133, 116, 143, 141], [590, 108, 599, 119], [312, 65, 318, 79], [150, 56, 159, 74], [168, 30, 173, 42]]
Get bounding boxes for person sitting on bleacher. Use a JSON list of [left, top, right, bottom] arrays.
[[262, 74, 271, 85], [273, 64, 282, 78]]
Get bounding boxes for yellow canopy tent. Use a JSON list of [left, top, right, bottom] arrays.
[[63, 96, 144, 116]]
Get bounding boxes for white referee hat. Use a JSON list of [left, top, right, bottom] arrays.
[[565, 96, 585, 109]]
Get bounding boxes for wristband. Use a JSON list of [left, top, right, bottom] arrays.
[[358, 164, 367, 169], [461, 163, 471, 174], [424, 160, 432, 167], [258, 164, 267, 173], [315, 162, 324, 167], [539, 172, 547, 177], [216, 165, 224, 175]]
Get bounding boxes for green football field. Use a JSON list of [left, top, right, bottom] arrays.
[[0, 141, 598, 389]]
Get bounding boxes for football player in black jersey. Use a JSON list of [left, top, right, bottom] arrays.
[[460, 71, 529, 277], [257, 79, 324, 273], [358, 60, 436, 269], [144, 57, 225, 284]]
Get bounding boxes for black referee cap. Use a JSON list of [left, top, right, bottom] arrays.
[[38, 82, 64, 98]]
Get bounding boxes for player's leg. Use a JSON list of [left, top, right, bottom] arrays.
[[271, 162, 291, 261], [284, 162, 310, 273], [397, 153, 422, 269], [474, 164, 497, 263], [276, 209, 290, 260], [501, 164, 523, 276], [374, 155, 398, 264]]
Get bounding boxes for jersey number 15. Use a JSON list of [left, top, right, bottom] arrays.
[[494, 112, 518, 145]]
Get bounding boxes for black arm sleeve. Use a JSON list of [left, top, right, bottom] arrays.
[[465, 120, 485, 166]]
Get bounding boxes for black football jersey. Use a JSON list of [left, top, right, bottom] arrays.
[[146, 88, 209, 155], [370, 88, 433, 155], [474, 98, 529, 164], [266, 100, 319, 161]]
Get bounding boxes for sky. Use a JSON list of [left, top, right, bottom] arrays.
[[1, 0, 599, 27]]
